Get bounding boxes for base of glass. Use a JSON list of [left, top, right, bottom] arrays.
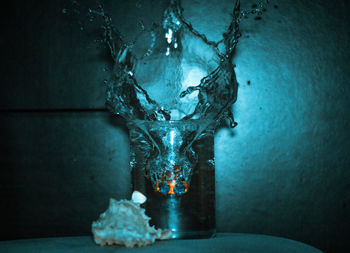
[[169, 229, 216, 239]]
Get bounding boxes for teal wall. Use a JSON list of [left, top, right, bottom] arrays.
[[0, 1, 349, 252]]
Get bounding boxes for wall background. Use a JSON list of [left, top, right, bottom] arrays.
[[0, 0, 349, 252]]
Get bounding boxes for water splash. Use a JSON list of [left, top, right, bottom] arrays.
[[66, 0, 268, 126], [64, 0, 268, 195]]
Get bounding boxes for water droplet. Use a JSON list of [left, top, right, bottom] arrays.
[[230, 121, 238, 128], [207, 159, 215, 166], [138, 20, 145, 31]]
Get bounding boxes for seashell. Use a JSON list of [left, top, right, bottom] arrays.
[[91, 194, 171, 247]]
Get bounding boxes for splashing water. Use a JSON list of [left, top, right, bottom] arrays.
[[70, 0, 268, 126], [64, 0, 268, 195]]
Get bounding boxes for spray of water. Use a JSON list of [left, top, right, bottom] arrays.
[[64, 0, 268, 126], [63, 0, 268, 194]]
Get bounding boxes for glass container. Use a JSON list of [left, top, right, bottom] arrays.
[[127, 119, 216, 239]]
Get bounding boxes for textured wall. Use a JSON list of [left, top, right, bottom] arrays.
[[0, 0, 349, 253]]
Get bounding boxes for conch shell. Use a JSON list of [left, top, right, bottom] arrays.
[[92, 191, 172, 247]]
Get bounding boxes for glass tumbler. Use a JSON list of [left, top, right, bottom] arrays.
[[127, 119, 216, 239]]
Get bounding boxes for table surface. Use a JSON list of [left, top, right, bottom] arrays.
[[0, 233, 322, 253]]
